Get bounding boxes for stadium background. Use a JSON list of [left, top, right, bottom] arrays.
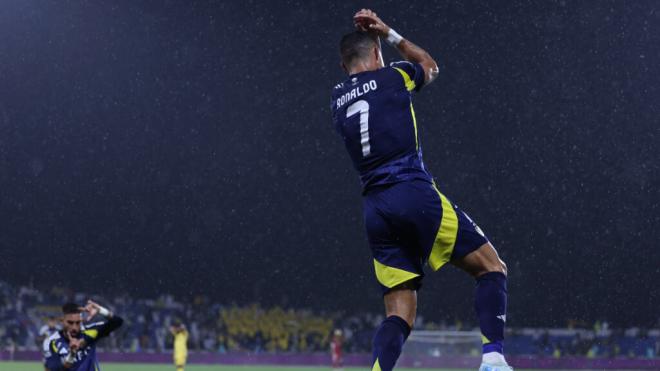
[[0, 0, 658, 369]]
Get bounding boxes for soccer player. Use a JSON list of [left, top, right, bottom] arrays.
[[39, 316, 62, 371], [330, 9, 511, 371], [43, 300, 123, 371], [38, 316, 61, 348], [330, 329, 344, 371], [170, 320, 189, 371]]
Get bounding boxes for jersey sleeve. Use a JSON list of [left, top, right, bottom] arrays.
[[330, 96, 339, 125], [389, 61, 425, 92], [82, 316, 124, 344], [43, 338, 64, 371], [330, 85, 343, 127]]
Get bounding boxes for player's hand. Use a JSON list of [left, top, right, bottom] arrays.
[[353, 9, 390, 37], [68, 337, 82, 352], [80, 300, 100, 319]]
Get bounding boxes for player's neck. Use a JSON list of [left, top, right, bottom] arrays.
[[348, 61, 377, 76]]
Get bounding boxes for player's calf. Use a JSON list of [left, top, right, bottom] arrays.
[[371, 315, 411, 371], [372, 285, 417, 371], [454, 243, 510, 367], [476, 270, 507, 363]]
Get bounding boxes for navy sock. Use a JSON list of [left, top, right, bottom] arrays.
[[475, 272, 507, 355], [371, 315, 411, 371]]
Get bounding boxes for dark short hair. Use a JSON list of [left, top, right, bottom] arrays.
[[340, 31, 378, 67], [62, 302, 80, 315]]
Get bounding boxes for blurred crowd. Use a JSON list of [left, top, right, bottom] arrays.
[[0, 281, 658, 359], [0, 281, 335, 353], [507, 325, 659, 359]]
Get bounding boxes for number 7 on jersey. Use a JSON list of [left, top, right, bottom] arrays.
[[346, 100, 370, 157]]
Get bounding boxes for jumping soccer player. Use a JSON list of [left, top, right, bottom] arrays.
[[330, 9, 511, 371], [43, 300, 123, 371], [170, 320, 189, 371]]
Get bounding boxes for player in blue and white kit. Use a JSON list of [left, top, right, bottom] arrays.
[[43, 300, 123, 371], [331, 9, 512, 371]]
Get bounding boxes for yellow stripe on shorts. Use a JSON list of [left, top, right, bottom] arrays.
[[373, 259, 420, 288], [428, 184, 459, 271]]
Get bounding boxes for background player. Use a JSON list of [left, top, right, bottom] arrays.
[[43, 300, 123, 371], [330, 329, 344, 371], [38, 316, 61, 348], [331, 9, 510, 371], [170, 320, 189, 371], [39, 316, 62, 371]]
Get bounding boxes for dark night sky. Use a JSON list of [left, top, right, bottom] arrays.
[[0, 1, 658, 327]]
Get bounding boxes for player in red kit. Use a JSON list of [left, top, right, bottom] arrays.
[[331, 329, 344, 371]]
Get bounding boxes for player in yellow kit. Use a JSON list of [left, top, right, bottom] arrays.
[[170, 320, 188, 371]]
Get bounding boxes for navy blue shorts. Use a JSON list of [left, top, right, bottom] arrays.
[[363, 180, 489, 294]]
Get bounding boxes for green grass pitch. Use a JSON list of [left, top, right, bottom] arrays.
[[0, 362, 543, 371]]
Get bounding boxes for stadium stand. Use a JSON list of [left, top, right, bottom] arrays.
[[0, 281, 657, 359]]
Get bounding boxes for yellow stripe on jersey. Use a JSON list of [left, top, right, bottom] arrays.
[[393, 67, 416, 91], [428, 183, 459, 271], [51, 340, 57, 352], [83, 329, 98, 339], [393, 67, 420, 150], [373, 259, 420, 288], [372, 358, 382, 371], [482, 333, 491, 344], [410, 103, 419, 150]]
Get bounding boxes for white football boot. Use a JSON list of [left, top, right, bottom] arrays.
[[478, 352, 513, 371], [478, 364, 514, 371]]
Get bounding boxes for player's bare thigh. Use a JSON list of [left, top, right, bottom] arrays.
[[383, 283, 417, 328], [451, 242, 507, 278]]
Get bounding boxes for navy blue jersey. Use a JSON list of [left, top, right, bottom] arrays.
[[331, 61, 431, 193], [43, 316, 123, 371]]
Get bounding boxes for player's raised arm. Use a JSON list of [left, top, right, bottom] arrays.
[[354, 9, 439, 86], [81, 300, 123, 341]]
